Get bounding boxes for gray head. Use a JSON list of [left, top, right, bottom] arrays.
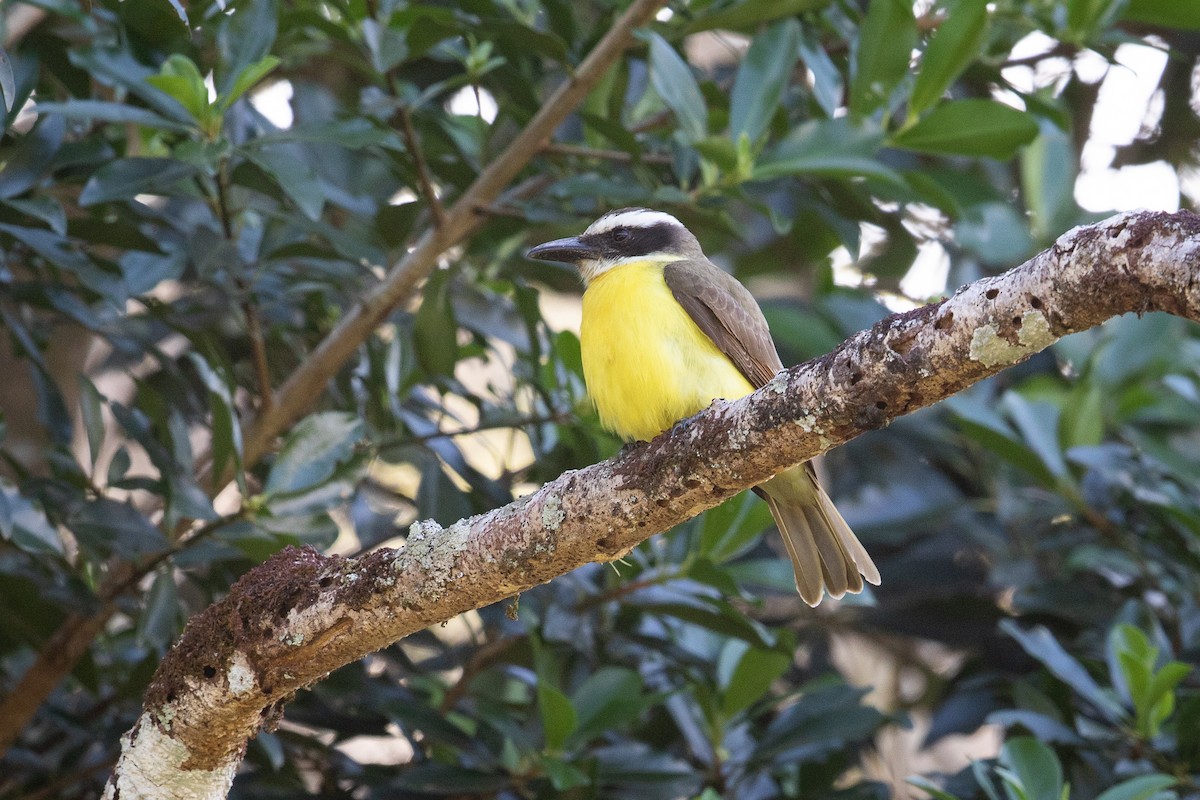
[[526, 208, 703, 283]]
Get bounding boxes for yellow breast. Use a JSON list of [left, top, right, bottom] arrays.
[[580, 261, 755, 442]]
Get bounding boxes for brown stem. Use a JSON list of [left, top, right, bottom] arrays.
[[0, 512, 242, 756], [216, 165, 274, 417], [0, 607, 114, 754], [438, 635, 522, 713], [239, 0, 671, 469], [0, 0, 670, 760], [242, 298, 273, 416], [396, 104, 446, 229]]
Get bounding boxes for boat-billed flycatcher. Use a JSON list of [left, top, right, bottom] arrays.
[[527, 208, 880, 606]]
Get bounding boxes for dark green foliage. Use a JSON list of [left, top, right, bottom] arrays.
[[0, 0, 1198, 798]]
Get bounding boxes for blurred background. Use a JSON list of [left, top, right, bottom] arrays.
[[0, 0, 1198, 797]]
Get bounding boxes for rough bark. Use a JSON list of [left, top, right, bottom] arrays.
[[106, 209, 1200, 798]]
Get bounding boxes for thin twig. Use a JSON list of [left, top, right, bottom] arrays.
[[998, 42, 1079, 70], [239, 0, 669, 469], [0, 510, 245, 754], [0, 0, 671, 758], [396, 104, 446, 229], [216, 165, 274, 416], [438, 635, 522, 713]]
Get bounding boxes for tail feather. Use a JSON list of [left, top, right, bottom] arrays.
[[760, 492, 826, 605], [760, 465, 879, 607]]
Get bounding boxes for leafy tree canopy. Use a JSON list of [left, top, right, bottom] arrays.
[[0, 0, 1197, 797]]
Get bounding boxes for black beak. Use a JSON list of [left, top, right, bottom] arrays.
[[526, 236, 600, 264]]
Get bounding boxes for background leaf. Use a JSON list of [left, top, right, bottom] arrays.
[[891, 99, 1040, 157]]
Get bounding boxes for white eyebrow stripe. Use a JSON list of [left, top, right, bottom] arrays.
[[584, 209, 683, 236]]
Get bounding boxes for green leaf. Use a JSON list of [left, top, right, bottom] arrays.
[[641, 31, 708, 142], [753, 680, 885, 762], [635, 596, 775, 648], [136, 567, 182, 650], [243, 118, 395, 148], [218, 0, 277, 93], [1095, 774, 1178, 800], [164, 0, 188, 25], [851, 0, 917, 116], [699, 491, 774, 563], [718, 640, 792, 716], [999, 737, 1063, 800], [189, 352, 244, 495], [541, 756, 589, 790], [537, 683, 577, 752], [0, 115, 64, 200], [955, 200, 1036, 266], [693, 136, 740, 172], [108, 447, 132, 485], [1062, 383, 1105, 449], [799, 34, 843, 118], [217, 55, 281, 113], [1112, 624, 1193, 738], [685, 0, 828, 33], [891, 99, 1039, 158], [1144, 662, 1190, 737], [264, 412, 364, 496], [908, 777, 966, 800], [1002, 621, 1127, 723], [413, 268, 460, 377], [754, 118, 904, 185], [909, 0, 990, 116], [70, 498, 169, 559], [244, 148, 325, 220], [34, 100, 195, 131], [0, 46, 13, 113], [729, 19, 801, 144], [78, 376, 106, 469], [1003, 394, 1069, 480], [367, 18, 410, 73], [1067, 0, 1127, 40], [946, 396, 1050, 483], [146, 54, 213, 130], [3, 197, 67, 236], [0, 484, 63, 555], [79, 158, 199, 206], [0, 221, 93, 278], [1021, 119, 1079, 241], [570, 667, 643, 742], [1122, 0, 1200, 29]]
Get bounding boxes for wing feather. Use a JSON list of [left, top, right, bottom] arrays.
[[663, 260, 782, 388]]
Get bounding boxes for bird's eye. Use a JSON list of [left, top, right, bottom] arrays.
[[612, 227, 631, 242]]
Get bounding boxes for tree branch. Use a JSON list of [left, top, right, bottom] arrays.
[[0, 1, 665, 756], [106, 210, 1200, 798], [239, 0, 669, 468]]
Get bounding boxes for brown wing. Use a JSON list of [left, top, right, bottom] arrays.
[[663, 259, 783, 388]]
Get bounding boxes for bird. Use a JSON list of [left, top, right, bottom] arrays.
[[527, 207, 880, 606]]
